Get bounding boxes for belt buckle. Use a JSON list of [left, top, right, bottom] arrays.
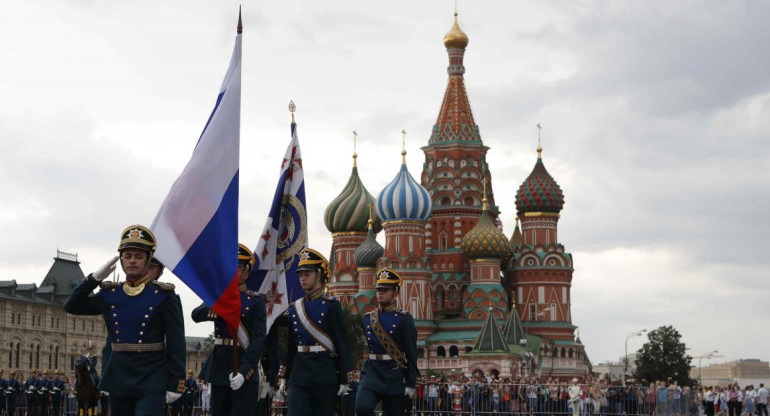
[[376, 354, 383, 360]]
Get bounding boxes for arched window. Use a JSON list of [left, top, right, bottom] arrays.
[[449, 346, 459, 358], [568, 349, 574, 358], [560, 348, 566, 358], [36, 344, 41, 368], [465, 346, 473, 353], [417, 348, 425, 359], [441, 197, 451, 206], [436, 346, 446, 358], [436, 286, 444, 309], [15, 343, 20, 368], [448, 286, 457, 301], [8, 342, 13, 368], [54, 346, 59, 369], [438, 232, 448, 250]]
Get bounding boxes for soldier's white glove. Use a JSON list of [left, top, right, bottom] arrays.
[[278, 378, 286, 393], [229, 373, 245, 390], [337, 384, 348, 396], [93, 256, 119, 281], [165, 391, 181, 404], [405, 387, 416, 398]]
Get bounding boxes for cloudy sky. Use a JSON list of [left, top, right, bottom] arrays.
[[2, 0, 768, 366]]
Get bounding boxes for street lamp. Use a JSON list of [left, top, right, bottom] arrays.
[[624, 329, 647, 381], [697, 350, 719, 384]]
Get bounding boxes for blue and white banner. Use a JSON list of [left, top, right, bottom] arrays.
[[248, 121, 307, 330], [151, 33, 242, 331]]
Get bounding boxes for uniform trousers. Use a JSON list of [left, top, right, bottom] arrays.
[[110, 392, 164, 416], [355, 388, 405, 416], [210, 383, 258, 416], [288, 384, 337, 416]]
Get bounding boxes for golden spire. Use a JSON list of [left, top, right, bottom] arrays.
[[352, 130, 358, 167], [444, 12, 469, 49], [289, 100, 296, 123], [400, 129, 407, 164], [536, 123, 543, 159], [367, 203, 374, 231], [481, 177, 488, 211], [237, 6, 243, 35]]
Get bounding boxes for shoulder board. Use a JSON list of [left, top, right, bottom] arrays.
[[322, 293, 337, 301], [152, 280, 176, 292], [99, 281, 119, 290], [395, 308, 410, 315], [244, 290, 262, 297]]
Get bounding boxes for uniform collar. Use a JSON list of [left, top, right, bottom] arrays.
[[378, 303, 396, 312], [126, 274, 151, 287], [305, 287, 324, 301]]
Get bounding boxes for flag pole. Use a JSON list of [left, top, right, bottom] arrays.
[[232, 5, 242, 378]]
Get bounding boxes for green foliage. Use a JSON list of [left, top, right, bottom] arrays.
[[633, 325, 693, 385], [343, 306, 367, 371]]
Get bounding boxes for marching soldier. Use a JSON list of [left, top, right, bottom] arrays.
[[24, 369, 40, 416], [180, 370, 197, 416], [355, 268, 419, 416], [192, 244, 267, 416], [39, 370, 51, 416], [51, 371, 64, 416], [278, 248, 350, 416], [5, 370, 19, 416], [64, 224, 186, 416]]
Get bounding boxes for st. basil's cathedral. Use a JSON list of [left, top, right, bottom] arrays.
[[323, 14, 591, 379]]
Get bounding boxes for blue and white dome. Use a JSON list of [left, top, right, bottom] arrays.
[[376, 163, 433, 222]]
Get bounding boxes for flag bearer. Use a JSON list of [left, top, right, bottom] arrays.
[[355, 268, 419, 416], [278, 248, 350, 416], [64, 224, 186, 416], [192, 244, 267, 416]]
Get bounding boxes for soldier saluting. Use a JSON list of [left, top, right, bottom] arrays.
[[192, 244, 267, 416], [278, 248, 350, 416], [64, 225, 186, 416], [355, 268, 419, 416]]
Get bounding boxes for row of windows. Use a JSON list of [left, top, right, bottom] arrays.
[[7, 313, 67, 330]]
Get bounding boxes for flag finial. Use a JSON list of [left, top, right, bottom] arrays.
[[237, 6, 243, 34], [401, 129, 407, 164], [352, 130, 358, 167], [289, 100, 296, 123]]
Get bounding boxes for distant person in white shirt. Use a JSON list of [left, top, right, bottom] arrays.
[[757, 384, 768, 416]]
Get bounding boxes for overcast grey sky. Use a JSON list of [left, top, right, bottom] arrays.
[[1, 0, 768, 365]]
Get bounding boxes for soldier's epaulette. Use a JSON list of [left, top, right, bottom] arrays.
[[99, 281, 120, 290], [322, 293, 337, 301], [244, 290, 262, 298], [394, 307, 410, 315], [152, 280, 176, 292]]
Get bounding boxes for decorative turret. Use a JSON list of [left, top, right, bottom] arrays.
[[354, 207, 384, 268], [326, 132, 382, 306], [471, 305, 508, 353], [325, 133, 382, 233], [376, 132, 433, 222], [461, 182, 509, 259], [510, 217, 523, 248], [515, 144, 564, 216], [353, 206, 384, 314]]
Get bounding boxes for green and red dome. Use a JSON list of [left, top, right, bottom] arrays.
[[515, 148, 564, 215]]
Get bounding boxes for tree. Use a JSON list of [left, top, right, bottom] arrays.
[[633, 325, 693, 385], [343, 306, 367, 371]]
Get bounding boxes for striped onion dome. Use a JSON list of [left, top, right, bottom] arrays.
[[461, 199, 510, 259], [324, 164, 382, 233], [515, 146, 565, 215], [376, 162, 432, 222], [353, 221, 384, 268]]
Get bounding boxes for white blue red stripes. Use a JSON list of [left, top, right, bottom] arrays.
[[376, 163, 433, 222], [151, 34, 242, 330]]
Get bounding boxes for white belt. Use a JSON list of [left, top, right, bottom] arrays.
[[297, 345, 326, 353], [369, 354, 393, 361], [214, 338, 235, 346]]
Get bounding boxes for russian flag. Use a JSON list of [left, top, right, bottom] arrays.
[[151, 31, 242, 331]]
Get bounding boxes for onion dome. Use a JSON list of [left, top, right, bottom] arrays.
[[376, 146, 432, 222], [354, 213, 384, 268], [515, 146, 565, 215], [461, 187, 510, 259], [510, 217, 522, 248], [443, 13, 469, 49], [324, 153, 382, 233]]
